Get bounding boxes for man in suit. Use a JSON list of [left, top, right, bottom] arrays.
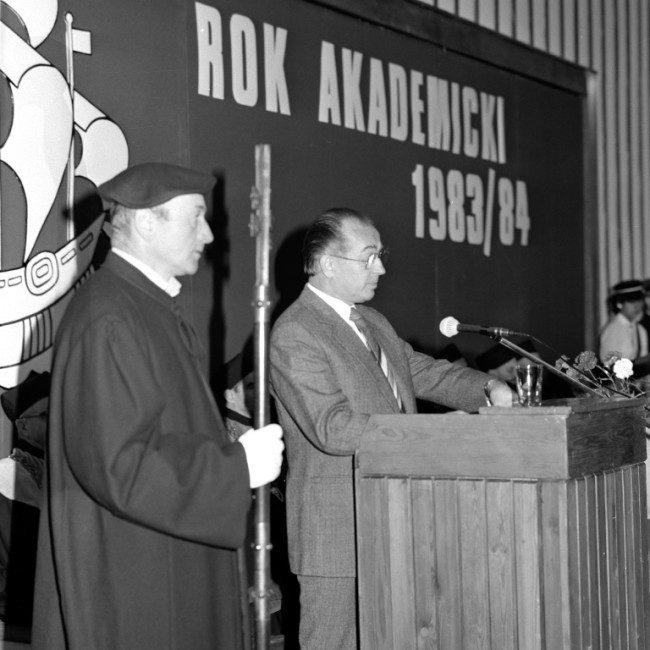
[[270, 207, 514, 649]]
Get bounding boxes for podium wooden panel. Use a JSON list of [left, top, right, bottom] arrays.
[[354, 399, 650, 649]]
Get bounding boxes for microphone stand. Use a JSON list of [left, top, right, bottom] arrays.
[[494, 336, 603, 398]]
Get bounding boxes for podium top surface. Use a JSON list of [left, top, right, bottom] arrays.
[[479, 396, 646, 415], [356, 398, 647, 480]]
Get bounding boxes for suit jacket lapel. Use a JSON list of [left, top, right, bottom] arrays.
[[298, 288, 403, 411]]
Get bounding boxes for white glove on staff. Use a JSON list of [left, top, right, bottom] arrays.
[[238, 423, 284, 488]]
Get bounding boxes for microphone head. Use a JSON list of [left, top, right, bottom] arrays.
[[439, 316, 460, 338]]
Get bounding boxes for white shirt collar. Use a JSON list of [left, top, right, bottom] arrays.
[[112, 248, 182, 297], [307, 282, 353, 320], [306, 283, 369, 345]]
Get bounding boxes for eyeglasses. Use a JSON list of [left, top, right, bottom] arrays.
[[328, 248, 390, 270]]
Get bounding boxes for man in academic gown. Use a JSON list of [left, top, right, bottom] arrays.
[[32, 163, 284, 649]]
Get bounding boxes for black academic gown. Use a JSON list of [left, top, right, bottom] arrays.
[[32, 253, 251, 649]]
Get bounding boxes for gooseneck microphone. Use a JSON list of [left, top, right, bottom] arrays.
[[439, 316, 528, 339]]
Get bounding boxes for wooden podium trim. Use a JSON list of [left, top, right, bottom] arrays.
[[356, 400, 646, 480]]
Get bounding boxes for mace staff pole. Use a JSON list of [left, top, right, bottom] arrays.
[[249, 143, 273, 650]]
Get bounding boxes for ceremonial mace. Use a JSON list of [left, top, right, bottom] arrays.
[[249, 144, 273, 649]]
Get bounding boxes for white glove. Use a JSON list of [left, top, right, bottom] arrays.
[[238, 423, 284, 489]]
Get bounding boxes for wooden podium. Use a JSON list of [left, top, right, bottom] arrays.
[[354, 399, 649, 649]]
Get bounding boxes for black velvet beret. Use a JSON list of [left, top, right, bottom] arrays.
[[98, 162, 216, 209]]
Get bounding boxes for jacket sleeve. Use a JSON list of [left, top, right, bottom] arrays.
[[408, 347, 489, 412], [270, 317, 373, 456]]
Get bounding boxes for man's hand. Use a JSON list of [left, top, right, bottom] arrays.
[[486, 379, 517, 407], [238, 423, 284, 488]]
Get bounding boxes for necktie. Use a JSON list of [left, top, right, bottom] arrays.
[[350, 308, 403, 411]]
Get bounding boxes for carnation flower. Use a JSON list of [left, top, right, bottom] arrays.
[[613, 358, 634, 379], [554, 349, 643, 399], [575, 350, 598, 372]]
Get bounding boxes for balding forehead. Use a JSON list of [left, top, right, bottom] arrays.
[[340, 218, 381, 252]]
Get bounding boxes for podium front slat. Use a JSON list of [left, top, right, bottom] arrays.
[[356, 477, 392, 649], [540, 481, 571, 648], [458, 480, 490, 649], [512, 481, 542, 649], [410, 479, 438, 649], [432, 480, 461, 650], [387, 479, 415, 649], [486, 481, 517, 650]]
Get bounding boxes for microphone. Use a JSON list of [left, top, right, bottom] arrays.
[[439, 316, 527, 339]]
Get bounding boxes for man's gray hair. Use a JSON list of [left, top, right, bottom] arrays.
[[108, 203, 168, 247], [302, 207, 373, 276]]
